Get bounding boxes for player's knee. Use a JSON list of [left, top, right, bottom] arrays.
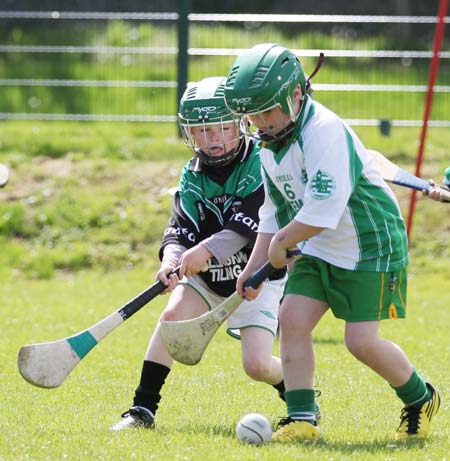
[[345, 334, 372, 361], [242, 356, 270, 381], [160, 306, 182, 322]]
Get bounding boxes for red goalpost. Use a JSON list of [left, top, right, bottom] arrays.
[[406, 0, 449, 241]]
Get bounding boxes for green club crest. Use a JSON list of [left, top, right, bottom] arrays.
[[310, 170, 336, 200]]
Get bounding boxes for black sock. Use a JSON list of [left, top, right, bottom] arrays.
[[133, 360, 170, 414], [272, 380, 286, 400]]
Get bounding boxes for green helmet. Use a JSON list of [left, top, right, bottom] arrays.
[[178, 76, 243, 166], [224, 43, 307, 118]]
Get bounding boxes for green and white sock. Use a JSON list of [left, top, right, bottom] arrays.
[[285, 389, 317, 424], [392, 368, 431, 407]]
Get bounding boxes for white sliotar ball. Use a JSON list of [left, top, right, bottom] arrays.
[[236, 413, 273, 445]]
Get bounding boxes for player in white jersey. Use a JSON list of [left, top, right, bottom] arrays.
[[225, 43, 440, 442]]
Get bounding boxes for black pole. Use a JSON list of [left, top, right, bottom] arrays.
[[177, 0, 190, 135]]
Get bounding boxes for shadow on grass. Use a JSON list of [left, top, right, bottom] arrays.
[[273, 435, 446, 454], [312, 436, 430, 453], [170, 422, 235, 438], [314, 337, 342, 346], [171, 422, 445, 455]]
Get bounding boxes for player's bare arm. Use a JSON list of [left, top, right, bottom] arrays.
[[269, 221, 324, 268], [156, 243, 185, 294], [178, 244, 213, 278], [156, 260, 180, 294], [236, 232, 273, 300]]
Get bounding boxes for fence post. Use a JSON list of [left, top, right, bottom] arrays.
[[177, 0, 190, 132]]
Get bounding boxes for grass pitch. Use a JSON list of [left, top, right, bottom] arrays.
[[1, 263, 448, 460], [0, 121, 448, 460]]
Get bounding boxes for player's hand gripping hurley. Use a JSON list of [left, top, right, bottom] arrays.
[[160, 249, 301, 366], [18, 268, 180, 389]]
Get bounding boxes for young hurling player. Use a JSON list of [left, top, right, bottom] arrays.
[[225, 43, 440, 442], [112, 76, 289, 430]]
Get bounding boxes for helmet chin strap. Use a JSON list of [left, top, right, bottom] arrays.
[[287, 95, 297, 122], [257, 121, 296, 147]]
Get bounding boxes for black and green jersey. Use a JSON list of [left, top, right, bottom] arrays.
[[160, 141, 268, 297]]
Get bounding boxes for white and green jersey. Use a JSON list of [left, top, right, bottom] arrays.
[[257, 96, 409, 272]]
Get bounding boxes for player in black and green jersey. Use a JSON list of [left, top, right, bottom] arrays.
[[112, 76, 289, 431]]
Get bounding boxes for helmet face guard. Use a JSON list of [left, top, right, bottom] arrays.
[[240, 109, 297, 144], [178, 76, 243, 166], [179, 118, 242, 166]]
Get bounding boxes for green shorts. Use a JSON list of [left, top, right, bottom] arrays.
[[285, 255, 407, 322]]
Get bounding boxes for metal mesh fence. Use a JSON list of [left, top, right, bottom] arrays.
[[0, 10, 448, 126]]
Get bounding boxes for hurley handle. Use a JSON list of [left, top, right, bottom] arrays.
[[243, 248, 302, 289], [118, 266, 180, 320]]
